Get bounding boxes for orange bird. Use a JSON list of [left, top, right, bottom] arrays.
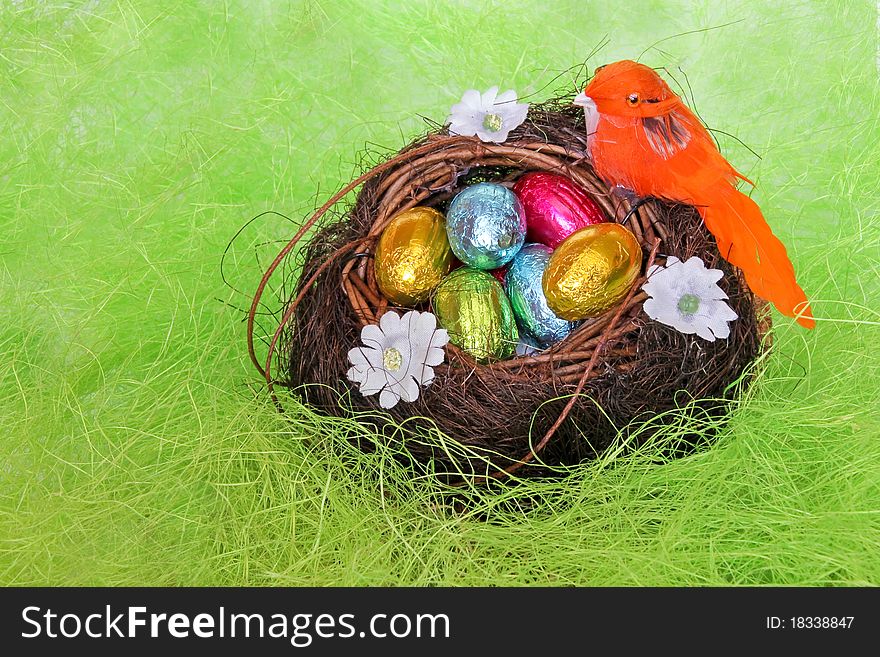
[[574, 60, 814, 328]]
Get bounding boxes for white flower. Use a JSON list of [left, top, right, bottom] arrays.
[[447, 86, 529, 143], [642, 256, 738, 342], [346, 310, 449, 409]]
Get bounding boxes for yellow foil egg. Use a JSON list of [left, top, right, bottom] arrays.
[[374, 206, 454, 306], [542, 223, 642, 320]]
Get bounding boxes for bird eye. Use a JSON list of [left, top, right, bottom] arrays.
[[594, 64, 606, 74], [626, 93, 640, 107]]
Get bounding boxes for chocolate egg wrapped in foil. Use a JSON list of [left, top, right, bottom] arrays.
[[505, 244, 577, 347], [513, 171, 606, 248], [543, 223, 642, 321], [374, 206, 454, 306], [445, 182, 526, 270], [433, 267, 518, 362]]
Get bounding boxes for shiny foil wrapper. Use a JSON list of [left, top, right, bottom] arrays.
[[374, 206, 454, 306], [433, 267, 518, 362], [445, 182, 526, 270], [513, 171, 606, 248], [505, 244, 577, 347], [543, 224, 642, 321]]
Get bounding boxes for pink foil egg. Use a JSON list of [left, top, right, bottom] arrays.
[[513, 172, 607, 248]]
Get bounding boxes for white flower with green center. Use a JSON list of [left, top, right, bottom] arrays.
[[641, 256, 739, 342], [447, 86, 529, 143], [346, 310, 449, 409]]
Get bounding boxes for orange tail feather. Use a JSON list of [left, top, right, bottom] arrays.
[[701, 187, 815, 329]]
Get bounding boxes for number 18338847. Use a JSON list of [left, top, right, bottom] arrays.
[[766, 616, 854, 630]]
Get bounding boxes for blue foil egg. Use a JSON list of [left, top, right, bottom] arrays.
[[446, 182, 526, 270], [505, 243, 577, 347]]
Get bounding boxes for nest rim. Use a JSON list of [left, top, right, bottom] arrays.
[[249, 101, 769, 483]]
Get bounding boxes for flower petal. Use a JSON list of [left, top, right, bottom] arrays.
[[359, 368, 387, 396], [360, 324, 385, 350], [364, 346, 384, 369], [397, 375, 421, 403], [680, 257, 729, 299], [347, 347, 369, 369], [496, 101, 528, 130], [681, 255, 706, 271], [379, 310, 400, 335], [346, 365, 366, 385], [715, 300, 739, 322], [408, 359, 437, 388], [644, 297, 692, 332], [494, 89, 518, 105], [424, 345, 445, 367], [420, 367, 436, 388], [379, 387, 400, 409], [708, 317, 731, 340], [693, 322, 717, 342], [407, 312, 436, 366], [700, 264, 724, 285], [350, 344, 383, 369], [680, 278, 715, 302], [703, 297, 737, 320], [405, 309, 423, 333], [681, 256, 717, 283], [476, 126, 511, 143], [642, 258, 683, 298], [459, 89, 482, 110], [641, 295, 663, 321], [482, 86, 499, 108], [412, 310, 437, 338], [448, 89, 485, 137], [448, 114, 479, 137], [430, 328, 450, 349], [682, 272, 726, 302]]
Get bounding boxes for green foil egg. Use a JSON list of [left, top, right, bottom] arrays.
[[433, 268, 518, 362]]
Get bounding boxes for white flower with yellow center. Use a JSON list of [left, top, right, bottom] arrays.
[[346, 310, 449, 409], [642, 256, 738, 342], [447, 86, 529, 143]]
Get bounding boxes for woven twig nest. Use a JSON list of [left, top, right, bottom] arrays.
[[248, 99, 768, 481]]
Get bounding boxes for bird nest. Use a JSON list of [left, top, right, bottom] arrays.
[[247, 98, 769, 482]]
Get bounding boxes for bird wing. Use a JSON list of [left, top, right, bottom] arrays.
[[592, 103, 749, 198], [642, 111, 692, 160], [636, 103, 752, 196]]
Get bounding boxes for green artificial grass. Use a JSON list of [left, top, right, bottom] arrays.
[[1, 0, 878, 586]]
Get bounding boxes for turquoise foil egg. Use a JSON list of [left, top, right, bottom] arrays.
[[505, 243, 577, 347], [446, 182, 526, 270]]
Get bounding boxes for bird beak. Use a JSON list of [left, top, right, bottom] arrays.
[[573, 91, 591, 107], [573, 91, 599, 140]]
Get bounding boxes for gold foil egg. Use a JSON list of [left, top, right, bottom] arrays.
[[542, 223, 642, 320], [374, 206, 454, 306], [433, 268, 518, 362]]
